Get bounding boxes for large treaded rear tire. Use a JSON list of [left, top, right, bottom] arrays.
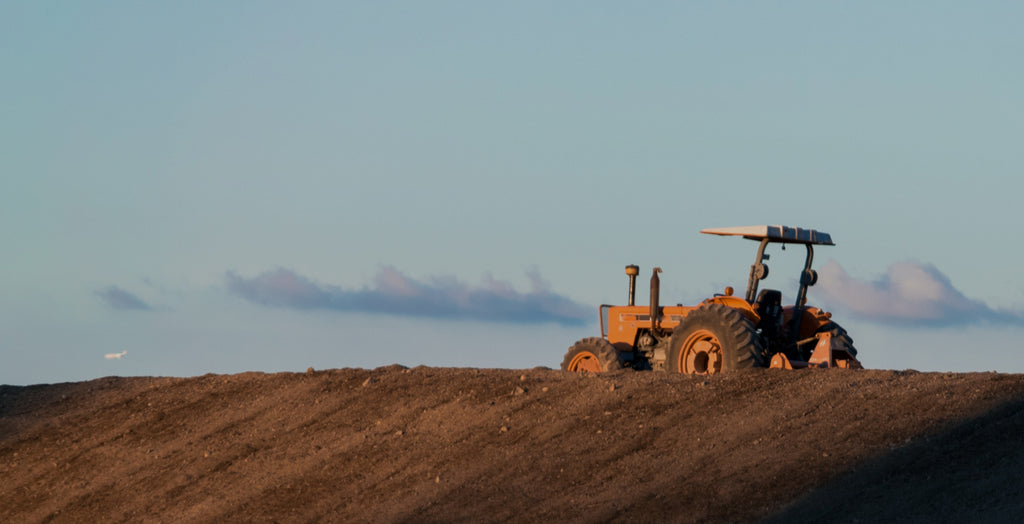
[[667, 303, 765, 374], [561, 337, 625, 372]]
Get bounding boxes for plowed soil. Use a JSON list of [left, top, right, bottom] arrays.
[[3, 366, 1024, 523]]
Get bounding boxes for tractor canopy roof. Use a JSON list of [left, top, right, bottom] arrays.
[[701, 225, 834, 246]]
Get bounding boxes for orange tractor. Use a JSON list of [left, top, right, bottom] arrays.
[[562, 225, 860, 374]]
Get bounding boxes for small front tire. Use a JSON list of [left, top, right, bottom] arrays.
[[561, 337, 625, 372]]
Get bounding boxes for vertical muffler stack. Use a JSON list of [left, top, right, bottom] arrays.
[[650, 267, 662, 329]]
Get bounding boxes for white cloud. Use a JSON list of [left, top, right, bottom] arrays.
[[816, 260, 1022, 327]]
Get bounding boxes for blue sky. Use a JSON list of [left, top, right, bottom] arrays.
[[3, 2, 1024, 385]]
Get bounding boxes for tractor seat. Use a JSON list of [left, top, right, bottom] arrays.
[[755, 289, 783, 334]]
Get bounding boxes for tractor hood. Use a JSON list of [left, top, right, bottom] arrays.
[[701, 225, 834, 246]]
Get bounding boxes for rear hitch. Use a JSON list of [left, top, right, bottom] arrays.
[[769, 332, 862, 370]]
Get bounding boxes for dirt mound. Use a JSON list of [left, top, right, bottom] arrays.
[[3, 366, 1024, 523]]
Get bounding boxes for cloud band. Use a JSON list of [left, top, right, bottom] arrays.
[[95, 286, 152, 311], [225, 266, 591, 326]]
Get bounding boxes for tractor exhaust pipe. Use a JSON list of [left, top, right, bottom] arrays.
[[650, 267, 662, 329], [625, 265, 639, 306]]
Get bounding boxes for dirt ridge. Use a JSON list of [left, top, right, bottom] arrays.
[[2, 366, 1023, 523]]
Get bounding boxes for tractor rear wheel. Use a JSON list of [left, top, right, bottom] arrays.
[[667, 304, 764, 374], [561, 337, 625, 372]]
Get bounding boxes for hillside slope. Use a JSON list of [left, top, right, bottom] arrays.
[[2, 367, 1024, 523]]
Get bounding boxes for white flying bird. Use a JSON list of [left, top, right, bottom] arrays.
[[104, 350, 127, 360]]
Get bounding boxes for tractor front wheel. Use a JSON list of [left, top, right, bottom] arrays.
[[561, 337, 625, 372], [667, 304, 764, 374]]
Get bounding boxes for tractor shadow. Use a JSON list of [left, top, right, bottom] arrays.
[[760, 394, 1024, 523]]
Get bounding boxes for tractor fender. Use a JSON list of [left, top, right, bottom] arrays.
[[783, 306, 832, 340], [703, 296, 761, 324]]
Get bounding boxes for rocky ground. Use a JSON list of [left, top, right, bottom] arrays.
[[3, 366, 1024, 523]]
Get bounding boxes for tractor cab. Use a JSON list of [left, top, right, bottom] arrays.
[[701, 225, 834, 345]]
